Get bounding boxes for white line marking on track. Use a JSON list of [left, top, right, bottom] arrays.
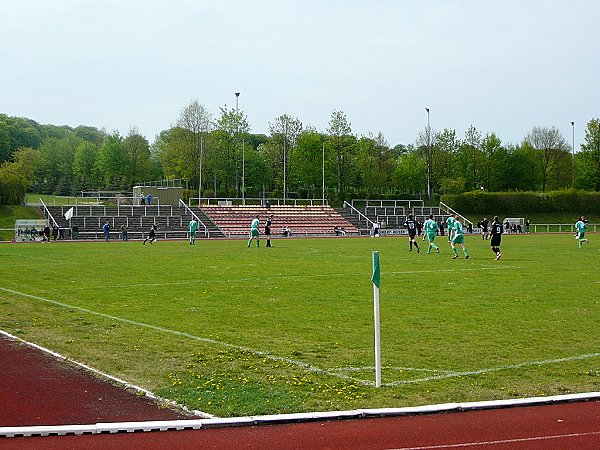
[[0, 287, 368, 385], [389, 430, 600, 449]]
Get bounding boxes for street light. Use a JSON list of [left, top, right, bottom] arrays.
[[571, 121, 575, 186], [235, 92, 245, 205], [425, 107, 431, 199]]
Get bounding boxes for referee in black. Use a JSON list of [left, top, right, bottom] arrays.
[[265, 215, 273, 247], [490, 216, 503, 260]]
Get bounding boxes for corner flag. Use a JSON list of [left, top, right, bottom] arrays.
[[371, 251, 380, 288], [372, 251, 381, 387]]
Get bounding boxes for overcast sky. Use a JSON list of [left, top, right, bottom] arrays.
[[1, 0, 599, 149]]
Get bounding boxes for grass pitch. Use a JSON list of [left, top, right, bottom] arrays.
[[0, 233, 598, 417]]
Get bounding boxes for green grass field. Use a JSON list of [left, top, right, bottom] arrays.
[[0, 234, 598, 417]]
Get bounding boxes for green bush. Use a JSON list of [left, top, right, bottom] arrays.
[[441, 190, 600, 214]]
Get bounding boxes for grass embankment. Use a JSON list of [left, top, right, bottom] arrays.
[[0, 206, 43, 241]]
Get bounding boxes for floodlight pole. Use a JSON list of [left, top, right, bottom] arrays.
[[425, 107, 431, 199], [571, 121, 575, 186], [322, 142, 325, 205]]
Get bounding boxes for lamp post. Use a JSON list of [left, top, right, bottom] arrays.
[[322, 141, 325, 205], [425, 107, 431, 199], [571, 121, 575, 186], [235, 92, 245, 205]]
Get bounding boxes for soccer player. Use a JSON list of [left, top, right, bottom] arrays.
[[143, 224, 157, 245], [248, 215, 260, 248], [446, 215, 455, 243], [188, 217, 198, 245], [403, 214, 420, 253], [424, 214, 440, 254], [451, 215, 469, 259], [265, 215, 273, 247], [490, 215, 503, 260], [480, 217, 489, 240], [575, 216, 589, 248]]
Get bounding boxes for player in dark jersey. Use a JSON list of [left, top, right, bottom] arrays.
[[490, 216, 503, 260], [265, 215, 273, 247], [403, 214, 420, 253], [480, 217, 489, 240]]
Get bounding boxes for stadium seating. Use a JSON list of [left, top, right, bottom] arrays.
[[200, 205, 358, 237]]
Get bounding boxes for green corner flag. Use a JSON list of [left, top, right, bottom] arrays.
[[371, 251, 380, 288]]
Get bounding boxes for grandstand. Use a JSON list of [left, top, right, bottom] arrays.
[[40, 198, 472, 240], [41, 202, 358, 240], [200, 204, 358, 237]]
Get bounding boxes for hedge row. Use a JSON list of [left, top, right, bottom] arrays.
[[440, 190, 600, 214]]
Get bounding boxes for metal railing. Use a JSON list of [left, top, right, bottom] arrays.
[[39, 198, 59, 227], [343, 201, 374, 228], [439, 202, 473, 227], [178, 199, 209, 237]]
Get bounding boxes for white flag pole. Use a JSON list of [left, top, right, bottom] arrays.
[[372, 251, 382, 388]]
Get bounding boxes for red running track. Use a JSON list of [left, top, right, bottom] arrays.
[[1, 334, 599, 449]]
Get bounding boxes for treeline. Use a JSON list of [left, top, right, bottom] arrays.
[[1, 106, 600, 206]]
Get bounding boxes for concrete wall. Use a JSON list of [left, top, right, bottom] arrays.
[[132, 186, 183, 206]]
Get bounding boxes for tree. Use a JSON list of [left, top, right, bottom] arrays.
[[268, 114, 302, 199], [326, 110, 356, 194], [576, 118, 600, 190], [72, 141, 99, 193], [524, 126, 570, 192], [291, 130, 325, 198], [123, 127, 154, 185], [356, 132, 394, 197], [95, 132, 130, 189], [175, 100, 213, 195], [0, 147, 40, 205], [212, 106, 250, 196]]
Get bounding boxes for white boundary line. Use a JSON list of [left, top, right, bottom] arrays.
[[0, 329, 212, 419], [1, 286, 598, 388], [0, 287, 365, 384]]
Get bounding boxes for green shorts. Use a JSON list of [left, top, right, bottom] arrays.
[[452, 234, 464, 245], [578, 232, 586, 240], [250, 228, 260, 238], [427, 232, 436, 242]]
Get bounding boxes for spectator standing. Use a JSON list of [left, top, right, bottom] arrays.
[[52, 224, 59, 241], [102, 220, 111, 241], [147, 193, 153, 205], [121, 224, 128, 241], [140, 192, 145, 205]]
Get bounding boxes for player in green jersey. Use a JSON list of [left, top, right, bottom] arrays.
[[424, 214, 440, 254], [446, 215, 455, 243], [575, 216, 589, 248], [248, 215, 260, 248], [451, 215, 469, 259], [188, 218, 198, 245]]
